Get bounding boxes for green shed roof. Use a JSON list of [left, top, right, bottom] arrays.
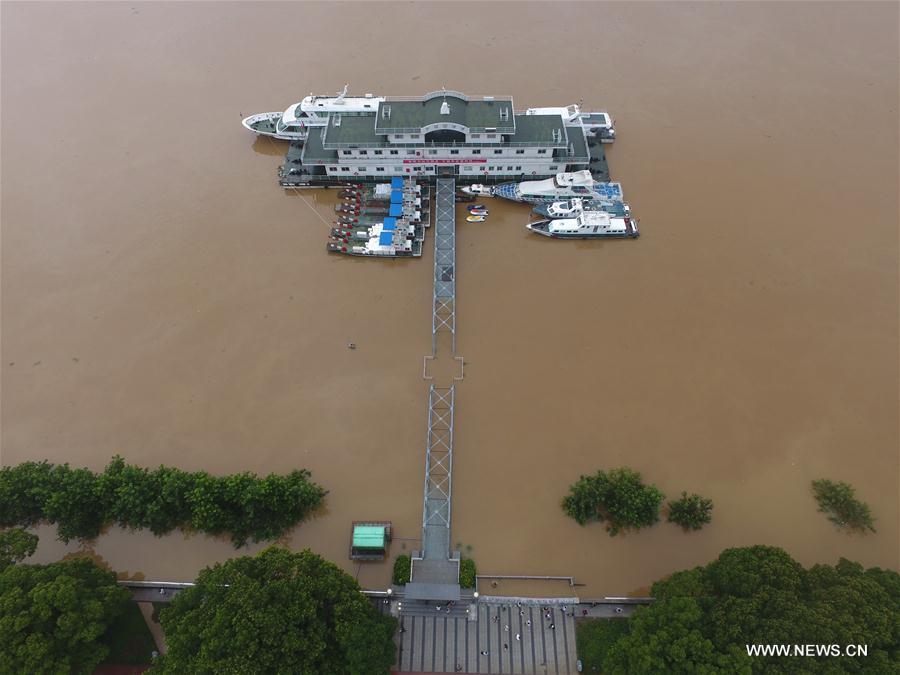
[[352, 525, 386, 549]]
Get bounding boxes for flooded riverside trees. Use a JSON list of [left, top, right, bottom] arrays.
[[0, 457, 326, 547], [562, 468, 665, 535]]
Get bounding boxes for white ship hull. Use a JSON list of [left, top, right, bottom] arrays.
[[242, 112, 307, 141]]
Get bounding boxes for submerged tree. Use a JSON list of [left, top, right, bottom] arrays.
[[811, 479, 876, 533], [562, 467, 664, 535], [156, 547, 396, 674], [667, 491, 713, 531], [0, 456, 327, 547]]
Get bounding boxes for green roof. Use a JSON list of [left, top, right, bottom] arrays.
[[375, 94, 516, 133], [322, 114, 383, 146], [301, 126, 339, 162], [511, 114, 567, 146], [352, 525, 386, 549]]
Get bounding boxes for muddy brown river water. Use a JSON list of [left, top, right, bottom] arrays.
[[2, 2, 897, 595]]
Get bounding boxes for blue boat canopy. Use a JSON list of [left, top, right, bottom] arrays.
[[391, 177, 404, 189], [378, 231, 394, 246], [383, 217, 397, 230], [390, 189, 403, 204], [389, 203, 403, 217]]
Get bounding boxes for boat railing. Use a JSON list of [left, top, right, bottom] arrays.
[[322, 139, 570, 150], [370, 125, 517, 135], [305, 155, 589, 166], [383, 92, 514, 103]]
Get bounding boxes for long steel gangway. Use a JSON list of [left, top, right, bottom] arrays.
[[407, 178, 461, 601]]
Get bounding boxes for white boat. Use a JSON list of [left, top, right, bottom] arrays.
[[466, 215, 486, 222], [532, 197, 630, 219], [525, 104, 615, 142], [526, 211, 639, 239], [460, 184, 494, 197], [243, 85, 386, 140], [492, 170, 598, 203]]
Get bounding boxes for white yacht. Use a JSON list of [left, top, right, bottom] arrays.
[[527, 211, 639, 239], [525, 104, 615, 142], [532, 196, 630, 219], [242, 85, 386, 140], [493, 170, 598, 203]]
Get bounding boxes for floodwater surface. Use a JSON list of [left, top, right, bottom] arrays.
[[2, 2, 898, 594]]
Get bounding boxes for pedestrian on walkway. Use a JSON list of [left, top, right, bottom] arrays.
[[526, 619, 532, 626], [504, 624, 509, 632], [516, 633, 521, 641], [480, 650, 489, 656], [550, 623, 555, 630]]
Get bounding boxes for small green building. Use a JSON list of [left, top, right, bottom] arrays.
[[350, 521, 392, 560]]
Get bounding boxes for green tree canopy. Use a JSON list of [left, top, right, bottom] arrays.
[[811, 479, 876, 533], [392, 554, 411, 585], [667, 491, 714, 531], [0, 528, 38, 568], [562, 467, 664, 535], [0, 557, 131, 673], [155, 547, 396, 674], [0, 457, 327, 547], [591, 546, 899, 674], [460, 557, 477, 588]]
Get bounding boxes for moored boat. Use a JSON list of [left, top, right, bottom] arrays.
[[532, 196, 630, 219], [460, 184, 494, 197], [466, 215, 486, 222], [526, 211, 639, 239], [493, 170, 612, 204], [243, 85, 385, 140]]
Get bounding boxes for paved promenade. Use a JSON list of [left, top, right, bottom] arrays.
[[396, 599, 577, 674]]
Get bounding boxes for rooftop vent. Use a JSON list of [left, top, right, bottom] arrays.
[[484, 96, 494, 103], [499, 107, 509, 121], [333, 115, 341, 127], [382, 105, 391, 119], [440, 101, 451, 115], [552, 128, 562, 143]]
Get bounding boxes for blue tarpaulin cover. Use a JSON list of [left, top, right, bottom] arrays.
[[383, 217, 397, 230], [391, 177, 404, 189], [378, 231, 393, 246], [390, 189, 403, 204], [389, 203, 403, 217]]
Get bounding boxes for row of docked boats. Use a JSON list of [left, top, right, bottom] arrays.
[[327, 178, 430, 257], [461, 170, 639, 239], [529, 197, 638, 239]]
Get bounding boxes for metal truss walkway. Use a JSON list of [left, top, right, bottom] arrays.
[[409, 178, 461, 594], [432, 178, 456, 353]]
